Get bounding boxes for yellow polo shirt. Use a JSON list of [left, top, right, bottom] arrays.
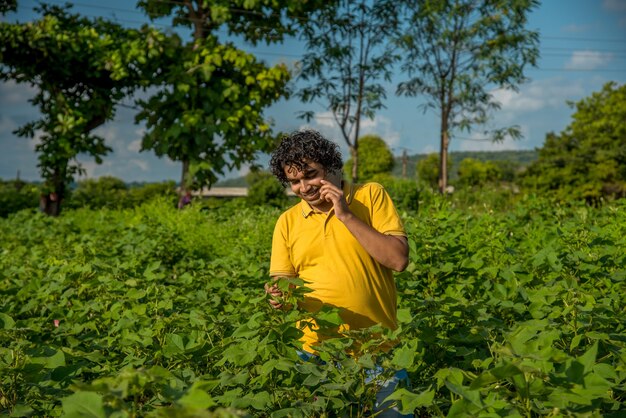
[[269, 182, 406, 352]]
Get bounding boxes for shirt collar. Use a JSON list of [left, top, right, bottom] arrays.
[[299, 181, 354, 218]]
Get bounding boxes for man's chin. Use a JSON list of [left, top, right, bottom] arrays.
[[302, 195, 326, 209], [305, 197, 322, 206], [302, 192, 320, 202]]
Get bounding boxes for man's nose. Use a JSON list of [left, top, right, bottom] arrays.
[[300, 179, 312, 191]]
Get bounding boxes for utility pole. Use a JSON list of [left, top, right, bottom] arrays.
[[402, 149, 407, 178]]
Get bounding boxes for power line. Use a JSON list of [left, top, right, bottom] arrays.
[[17, 0, 296, 33], [542, 35, 626, 43], [528, 67, 626, 72], [542, 46, 626, 54], [17, 0, 626, 44], [12, 0, 626, 75]]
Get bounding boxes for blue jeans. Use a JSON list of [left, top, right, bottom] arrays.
[[297, 351, 414, 417]]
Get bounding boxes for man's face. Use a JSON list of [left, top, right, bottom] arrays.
[[284, 161, 341, 210]]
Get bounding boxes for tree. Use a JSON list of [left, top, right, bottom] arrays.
[[523, 82, 626, 203], [417, 153, 451, 190], [135, 39, 290, 190], [396, 0, 539, 193], [343, 134, 394, 181], [1, 1, 16, 14], [297, 0, 400, 182], [246, 170, 288, 208], [0, 5, 166, 215], [457, 157, 501, 187], [136, 0, 330, 195]]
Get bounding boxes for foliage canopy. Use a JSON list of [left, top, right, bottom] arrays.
[[296, 0, 400, 182], [0, 5, 168, 215], [396, 0, 540, 192], [417, 153, 451, 189], [344, 134, 395, 182], [1, 197, 625, 415], [135, 0, 330, 191], [523, 82, 626, 203]]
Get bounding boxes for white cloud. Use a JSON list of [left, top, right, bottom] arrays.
[[562, 23, 592, 33], [457, 127, 530, 152], [420, 144, 437, 154], [0, 80, 37, 104], [76, 160, 102, 179], [0, 115, 18, 135], [359, 115, 402, 148], [603, 0, 626, 12], [297, 121, 346, 150], [602, 0, 626, 28], [492, 78, 586, 121], [492, 89, 544, 113], [29, 130, 45, 151], [313, 111, 336, 128], [130, 159, 149, 171], [134, 127, 146, 138], [565, 50, 614, 70], [127, 139, 142, 152], [309, 111, 401, 149]]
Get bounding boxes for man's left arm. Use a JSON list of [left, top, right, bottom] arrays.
[[320, 180, 409, 272]]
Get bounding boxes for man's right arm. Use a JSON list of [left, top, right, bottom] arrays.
[[268, 214, 297, 309]]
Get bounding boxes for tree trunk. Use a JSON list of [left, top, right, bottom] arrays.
[[402, 149, 407, 178], [350, 146, 358, 183], [180, 158, 190, 194], [439, 120, 449, 194], [41, 173, 65, 216]]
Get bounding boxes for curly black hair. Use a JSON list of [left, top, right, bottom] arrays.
[[269, 129, 343, 186]]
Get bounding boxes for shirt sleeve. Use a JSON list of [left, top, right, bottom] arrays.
[[269, 213, 297, 277], [368, 183, 406, 237]]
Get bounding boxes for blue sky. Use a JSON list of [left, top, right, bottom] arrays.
[[1, 0, 625, 183]]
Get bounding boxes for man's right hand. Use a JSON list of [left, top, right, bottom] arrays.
[[264, 282, 284, 309]]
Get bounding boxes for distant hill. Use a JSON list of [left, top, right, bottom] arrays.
[[214, 149, 539, 186], [215, 176, 249, 187], [392, 149, 538, 180]]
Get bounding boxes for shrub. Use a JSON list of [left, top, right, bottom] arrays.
[[127, 181, 177, 208], [416, 153, 451, 189], [457, 158, 501, 187], [67, 177, 177, 209], [0, 180, 39, 217], [369, 174, 421, 213], [344, 134, 395, 181], [68, 176, 128, 209], [246, 171, 288, 208]]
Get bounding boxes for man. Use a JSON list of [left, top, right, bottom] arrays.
[[265, 129, 411, 417]]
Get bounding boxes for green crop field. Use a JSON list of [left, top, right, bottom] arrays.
[[1, 196, 625, 417]]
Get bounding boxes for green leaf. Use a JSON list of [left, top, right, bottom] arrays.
[[62, 392, 106, 418], [578, 340, 598, 374], [249, 391, 272, 410], [391, 340, 417, 370], [10, 404, 34, 417], [396, 308, 412, 324], [0, 313, 15, 329], [126, 288, 146, 299], [30, 348, 66, 369], [314, 308, 344, 328], [470, 363, 523, 390], [178, 387, 216, 409], [162, 333, 185, 356], [382, 387, 435, 413]]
